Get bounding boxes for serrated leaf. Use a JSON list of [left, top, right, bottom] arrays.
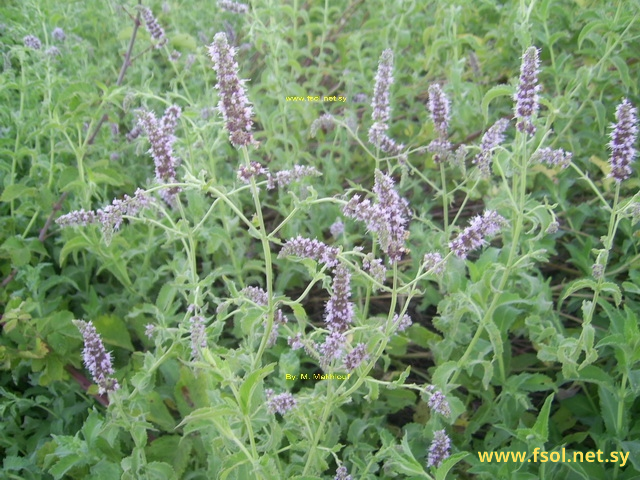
[[600, 281, 622, 306], [435, 452, 469, 480], [560, 278, 598, 304], [60, 235, 92, 265], [578, 20, 607, 49], [94, 314, 134, 351]]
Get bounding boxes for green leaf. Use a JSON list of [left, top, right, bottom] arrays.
[[435, 452, 469, 480], [599, 386, 621, 436], [532, 393, 554, 440], [481, 85, 513, 123], [238, 363, 275, 415], [1, 236, 31, 267], [578, 20, 607, 49], [60, 235, 92, 265], [94, 314, 134, 351], [0, 184, 38, 202], [559, 278, 598, 305], [599, 281, 622, 306]]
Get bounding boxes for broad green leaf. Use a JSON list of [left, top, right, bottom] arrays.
[[435, 452, 469, 480], [481, 85, 513, 123], [0, 184, 37, 202], [94, 314, 134, 351], [532, 393, 554, 440], [238, 363, 275, 415]]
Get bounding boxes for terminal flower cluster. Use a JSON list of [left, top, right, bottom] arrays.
[[472, 118, 510, 176], [449, 210, 507, 259], [608, 98, 638, 182], [137, 105, 182, 204], [344, 170, 410, 263], [73, 320, 119, 394], [208, 32, 256, 148], [265, 389, 296, 415], [427, 429, 451, 467], [368, 49, 405, 157], [427, 84, 452, 163], [140, 6, 167, 48], [514, 46, 541, 135]]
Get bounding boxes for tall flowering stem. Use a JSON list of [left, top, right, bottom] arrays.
[[208, 32, 272, 370]]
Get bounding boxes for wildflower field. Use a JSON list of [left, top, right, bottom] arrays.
[[2, 0, 640, 478]]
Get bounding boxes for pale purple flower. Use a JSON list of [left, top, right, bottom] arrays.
[[279, 236, 339, 267], [241, 286, 268, 306], [208, 32, 256, 148], [393, 313, 412, 332], [353, 93, 368, 103], [363, 253, 386, 286], [371, 49, 394, 125], [324, 264, 354, 333], [592, 263, 604, 280], [344, 170, 411, 262], [169, 50, 181, 62], [608, 99, 638, 182], [288, 333, 304, 350], [426, 385, 451, 417], [126, 125, 142, 142], [427, 429, 451, 467], [368, 124, 406, 157], [267, 309, 287, 347], [343, 343, 368, 372], [428, 84, 450, 138], [330, 219, 344, 238], [334, 465, 352, 480], [23, 35, 42, 50], [310, 114, 335, 137], [514, 46, 541, 135], [73, 320, 119, 394], [423, 252, 445, 275], [52, 27, 66, 42], [57, 189, 151, 244], [532, 147, 572, 169], [546, 221, 559, 234], [237, 162, 267, 183], [473, 118, 510, 176], [190, 315, 207, 359], [266, 165, 321, 190], [46, 46, 61, 58], [145, 324, 156, 339], [319, 331, 347, 364], [265, 389, 297, 415], [137, 105, 182, 203], [140, 7, 167, 48], [449, 210, 507, 259], [427, 137, 452, 164], [218, 0, 249, 13]]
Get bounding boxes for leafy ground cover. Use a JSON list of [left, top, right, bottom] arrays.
[[1, 0, 640, 478]]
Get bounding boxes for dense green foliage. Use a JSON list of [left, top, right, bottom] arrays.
[[1, 0, 640, 478]]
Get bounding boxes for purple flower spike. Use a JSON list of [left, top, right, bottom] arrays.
[[265, 389, 296, 415], [324, 264, 354, 334], [428, 84, 450, 138], [608, 98, 638, 182], [427, 429, 451, 467], [140, 7, 167, 49], [449, 210, 507, 259], [208, 32, 256, 148], [73, 320, 119, 394], [371, 49, 394, 125], [514, 46, 541, 135], [473, 118, 510, 176]]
